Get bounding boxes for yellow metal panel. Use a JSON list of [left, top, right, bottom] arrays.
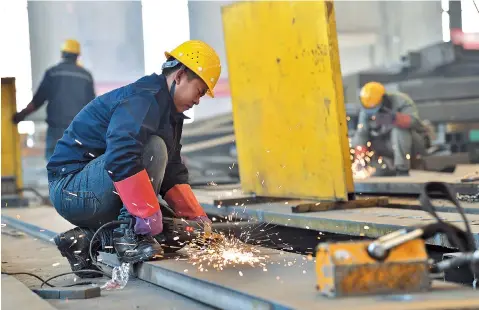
[[222, 1, 353, 200], [1, 78, 23, 190]]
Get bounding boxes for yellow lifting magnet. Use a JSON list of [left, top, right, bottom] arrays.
[[315, 235, 431, 297]]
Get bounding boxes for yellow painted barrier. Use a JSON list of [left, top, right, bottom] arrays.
[[1, 77, 23, 194], [222, 1, 353, 201]]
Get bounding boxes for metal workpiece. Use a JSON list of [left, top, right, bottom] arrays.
[[135, 248, 479, 309], [346, 97, 479, 124], [415, 98, 479, 123], [199, 199, 479, 250], [388, 76, 479, 103], [354, 179, 479, 197], [1, 214, 57, 243], [6, 207, 479, 309]]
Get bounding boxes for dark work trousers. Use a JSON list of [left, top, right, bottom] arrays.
[[48, 136, 168, 229], [371, 127, 427, 171]]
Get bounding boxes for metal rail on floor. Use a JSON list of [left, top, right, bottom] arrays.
[[4, 212, 479, 310]]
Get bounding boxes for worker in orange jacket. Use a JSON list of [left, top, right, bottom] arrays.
[[351, 82, 428, 177]]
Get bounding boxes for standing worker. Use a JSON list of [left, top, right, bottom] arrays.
[[47, 40, 220, 277], [12, 39, 96, 160], [351, 81, 428, 177]]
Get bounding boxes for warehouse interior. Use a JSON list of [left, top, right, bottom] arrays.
[[2, 0, 479, 309]]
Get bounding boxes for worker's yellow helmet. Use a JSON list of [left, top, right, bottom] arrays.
[[61, 39, 81, 55], [165, 40, 221, 98], [360, 82, 385, 110]]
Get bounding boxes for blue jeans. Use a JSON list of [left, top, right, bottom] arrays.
[[45, 126, 67, 161], [48, 136, 168, 229]]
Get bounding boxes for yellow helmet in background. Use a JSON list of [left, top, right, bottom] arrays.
[[360, 82, 385, 110], [62, 39, 81, 55], [165, 40, 221, 98]]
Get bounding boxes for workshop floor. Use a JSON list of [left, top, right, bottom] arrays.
[[1, 226, 212, 310]]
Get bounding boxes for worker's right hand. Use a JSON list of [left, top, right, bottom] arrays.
[[12, 111, 27, 124], [134, 210, 163, 236]]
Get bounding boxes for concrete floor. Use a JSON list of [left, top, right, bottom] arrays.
[[1, 226, 213, 310]]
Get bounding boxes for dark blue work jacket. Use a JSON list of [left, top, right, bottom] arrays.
[[47, 73, 189, 195], [33, 59, 95, 128]]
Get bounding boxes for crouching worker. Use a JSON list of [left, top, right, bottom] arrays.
[[351, 82, 428, 177], [47, 40, 221, 277]]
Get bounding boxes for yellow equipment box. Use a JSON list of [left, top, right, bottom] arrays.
[[315, 239, 431, 297], [222, 0, 354, 201]]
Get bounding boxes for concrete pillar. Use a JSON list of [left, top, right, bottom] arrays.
[[187, 1, 234, 120], [27, 1, 145, 122]]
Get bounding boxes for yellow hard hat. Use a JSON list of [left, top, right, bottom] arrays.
[[62, 39, 81, 55], [165, 40, 221, 98], [360, 82, 385, 110]]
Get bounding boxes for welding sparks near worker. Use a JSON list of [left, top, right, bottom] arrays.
[[351, 145, 376, 179], [172, 211, 300, 275]]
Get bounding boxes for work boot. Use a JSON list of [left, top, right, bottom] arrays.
[[53, 227, 104, 278], [113, 224, 164, 264]]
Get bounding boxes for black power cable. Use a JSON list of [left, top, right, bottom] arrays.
[[419, 182, 476, 252], [420, 182, 478, 282], [40, 270, 109, 288], [88, 220, 130, 268], [1, 271, 102, 288]]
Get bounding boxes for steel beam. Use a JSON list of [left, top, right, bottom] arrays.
[[390, 76, 479, 103], [354, 180, 479, 196], [200, 201, 479, 249], [346, 98, 479, 124], [6, 209, 479, 309]]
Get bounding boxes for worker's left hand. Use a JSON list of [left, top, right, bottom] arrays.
[[12, 111, 27, 124]]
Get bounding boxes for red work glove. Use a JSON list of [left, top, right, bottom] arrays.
[[113, 169, 160, 218], [164, 184, 209, 222], [394, 112, 412, 129]]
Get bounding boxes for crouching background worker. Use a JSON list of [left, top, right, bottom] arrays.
[[47, 40, 221, 277], [351, 81, 429, 177]]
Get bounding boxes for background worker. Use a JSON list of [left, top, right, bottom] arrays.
[[47, 40, 221, 277], [12, 39, 96, 160], [351, 81, 429, 177]]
